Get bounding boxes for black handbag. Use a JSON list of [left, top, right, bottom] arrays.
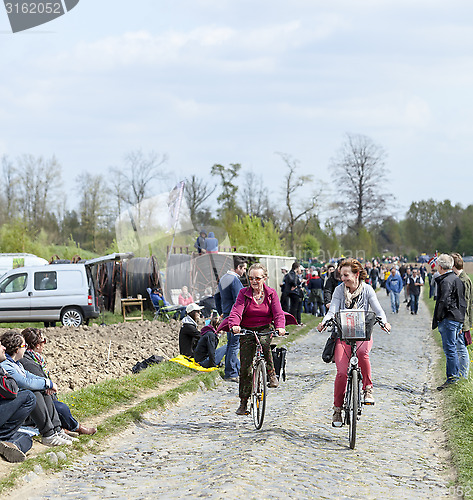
[[322, 336, 336, 363]]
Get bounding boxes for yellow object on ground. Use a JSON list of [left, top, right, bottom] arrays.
[[170, 355, 219, 372]]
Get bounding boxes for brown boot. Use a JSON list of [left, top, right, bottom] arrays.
[[77, 424, 97, 435], [268, 369, 279, 388], [236, 398, 248, 415]]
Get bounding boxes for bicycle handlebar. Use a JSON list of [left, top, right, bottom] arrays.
[[320, 316, 390, 334], [234, 329, 280, 337]]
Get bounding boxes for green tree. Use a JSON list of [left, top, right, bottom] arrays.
[[228, 215, 284, 255]]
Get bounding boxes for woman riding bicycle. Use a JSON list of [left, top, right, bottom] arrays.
[[228, 263, 286, 416], [317, 258, 391, 427]]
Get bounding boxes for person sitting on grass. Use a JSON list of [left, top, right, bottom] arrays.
[[0, 341, 36, 463], [20, 328, 96, 436], [0, 331, 74, 447], [179, 303, 204, 357], [194, 313, 226, 368]]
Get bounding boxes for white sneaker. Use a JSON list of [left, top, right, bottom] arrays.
[[42, 432, 72, 446], [332, 407, 343, 427], [59, 430, 78, 442], [363, 387, 375, 405]]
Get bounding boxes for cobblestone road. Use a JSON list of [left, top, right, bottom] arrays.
[[22, 293, 457, 499]]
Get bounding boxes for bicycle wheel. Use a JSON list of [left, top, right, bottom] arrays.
[[348, 370, 359, 449], [252, 360, 267, 430]]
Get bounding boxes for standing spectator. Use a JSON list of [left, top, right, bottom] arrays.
[[0, 341, 36, 462], [385, 267, 403, 313], [214, 257, 247, 381], [283, 262, 303, 325], [402, 267, 412, 304], [452, 253, 472, 379], [203, 232, 219, 253], [308, 270, 325, 316], [280, 266, 290, 312], [370, 264, 380, 289], [432, 254, 466, 390], [407, 268, 424, 315], [179, 303, 204, 357], [323, 264, 341, 311], [194, 231, 207, 255]]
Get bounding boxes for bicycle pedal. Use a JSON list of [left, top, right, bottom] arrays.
[[363, 401, 375, 406]]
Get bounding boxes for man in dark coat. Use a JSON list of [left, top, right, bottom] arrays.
[[433, 254, 466, 390]]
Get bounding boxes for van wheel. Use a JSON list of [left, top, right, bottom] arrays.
[[61, 308, 84, 327]]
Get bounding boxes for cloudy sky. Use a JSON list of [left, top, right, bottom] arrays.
[[1, 0, 473, 220]]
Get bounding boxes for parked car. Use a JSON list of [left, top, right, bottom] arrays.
[[0, 264, 99, 327]]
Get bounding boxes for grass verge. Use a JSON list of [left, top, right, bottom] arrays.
[[0, 364, 220, 495], [423, 283, 473, 499]]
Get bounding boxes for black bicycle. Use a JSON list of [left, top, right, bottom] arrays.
[[235, 329, 277, 430], [323, 311, 389, 449]]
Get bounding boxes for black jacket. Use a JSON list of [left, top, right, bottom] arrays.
[[323, 272, 341, 306], [179, 317, 201, 357], [283, 270, 302, 297], [193, 330, 219, 366], [432, 271, 466, 330]]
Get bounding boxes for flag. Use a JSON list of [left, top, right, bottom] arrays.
[[428, 252, 438, 269]]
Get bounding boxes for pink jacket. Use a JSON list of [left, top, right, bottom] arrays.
[[228, 284, 285, 330]]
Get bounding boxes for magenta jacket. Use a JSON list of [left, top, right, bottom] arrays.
[[228, 284, 285, 330]]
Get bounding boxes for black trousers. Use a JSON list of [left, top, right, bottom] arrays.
[[29, 391, 62, 437]]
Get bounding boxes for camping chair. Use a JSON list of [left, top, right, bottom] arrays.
[[155, 299, 182, 322]]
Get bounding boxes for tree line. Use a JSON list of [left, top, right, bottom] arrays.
[[1, 135, 472, 260]]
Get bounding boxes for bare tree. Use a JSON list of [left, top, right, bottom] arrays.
[[330, 133, 392, 233], [278, 153, 318, 254], [16, 155, 62, 230], [241, 171, 276, 222], [1, 155, 18, 222], [113, 149, 168, 207], [77, 172, 111, 250], [184, 174, 216, 227]]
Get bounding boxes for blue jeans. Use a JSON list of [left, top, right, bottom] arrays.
[[53, 400, 79, 432], [0, 390, 36, 453], [456, 331, 470, 379], [390, 291, 400, 312], [438, 319, 462, 381], [410, 293, 419, 314], [198, 345, 227, 369], [225, 331, 240, 378]]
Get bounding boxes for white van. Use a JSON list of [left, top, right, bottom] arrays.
[[0, 264, 99, 327]]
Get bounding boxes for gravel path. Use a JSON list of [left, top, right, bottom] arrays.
[[20, 293, 457, 499]]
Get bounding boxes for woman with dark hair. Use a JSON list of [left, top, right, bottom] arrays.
[[0, 330, 72, 446], [317, 258, 391, 427], [21, 328, 96, 436]]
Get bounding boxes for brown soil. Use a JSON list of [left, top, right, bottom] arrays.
[[1, 319, 182, 392]]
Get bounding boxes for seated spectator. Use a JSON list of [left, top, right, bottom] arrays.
[[179, 303, 204, 357], [0, 331, 73, 447], [194, 314, 226, 368], [147, 287, 170, 309], [178, 286, 194, 319], [178, 286, 194, 307], [194, 231, 207, 255], [21, 328, 96, 436], [0, 341, 36, 462], [203, 231, 219, 253]]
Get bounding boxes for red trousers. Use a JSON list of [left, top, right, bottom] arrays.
[[333, 338, 373, 407]]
